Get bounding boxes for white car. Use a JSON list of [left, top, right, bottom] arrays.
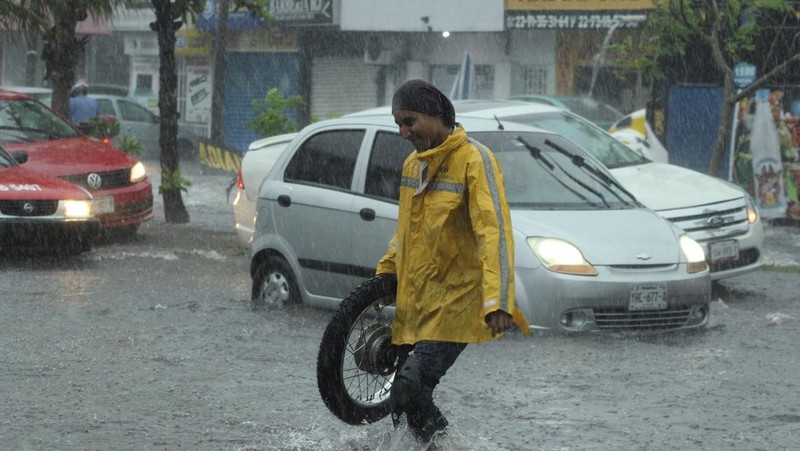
[[347, 100, 765, 280], [231, 133, 297, 247]]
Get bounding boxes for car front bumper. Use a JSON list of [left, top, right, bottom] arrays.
[[0, 217, 101, 254], [515, 264, 711, 333], [92, 180, 154, 229]]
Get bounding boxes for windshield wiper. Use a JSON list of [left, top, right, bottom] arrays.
[[544, 139, 637, 207], [515, 136, 604, 208]]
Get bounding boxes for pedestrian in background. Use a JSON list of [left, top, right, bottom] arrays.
[[376, 79, 529, 444], [68, 82, 99, 127]]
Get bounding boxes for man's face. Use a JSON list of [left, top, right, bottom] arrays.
[[393, 110, 447, 152]]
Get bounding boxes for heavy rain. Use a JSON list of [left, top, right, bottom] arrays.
[[1, 1, 800, 450]]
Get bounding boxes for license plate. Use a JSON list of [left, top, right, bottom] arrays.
[[629, 284, 667, 311], [709, 240, 738, 262], [93, 196, 114, 214]]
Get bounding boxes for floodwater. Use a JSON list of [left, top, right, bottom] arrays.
[[0, 161, 798, 450]]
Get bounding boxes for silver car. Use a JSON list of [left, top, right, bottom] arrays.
[[93, 94, 198, 160], [250, 115, 710, 332]]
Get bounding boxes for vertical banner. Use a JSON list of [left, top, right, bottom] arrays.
[[731, 88, 800, 220], [186, 61, 212, 124]]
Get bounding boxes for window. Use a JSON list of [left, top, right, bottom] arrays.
[[96, 99, 115, 116], [119, 100, 155, 122], [285, 130, 364, 190], [365, 132, 413, 201]]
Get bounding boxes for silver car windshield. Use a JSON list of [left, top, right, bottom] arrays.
[[498, 111, 649, 169], [0, 99, 79, 144], [471, 131, 636, 210]]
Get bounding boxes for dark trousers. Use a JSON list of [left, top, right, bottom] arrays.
[[392, 340, 467, 441]]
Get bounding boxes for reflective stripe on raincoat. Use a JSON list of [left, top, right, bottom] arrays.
[[377, 125, 530, 344]]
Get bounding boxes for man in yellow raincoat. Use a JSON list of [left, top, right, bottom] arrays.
[[376, 79, 529, 443]]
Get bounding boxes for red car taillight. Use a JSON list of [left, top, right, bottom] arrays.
[[236, 166, 244, 190]]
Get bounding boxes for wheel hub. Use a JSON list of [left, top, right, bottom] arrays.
[[353, 323, 395, 375], [261, 273, 289, 305]]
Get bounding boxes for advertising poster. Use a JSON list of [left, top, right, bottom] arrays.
[[731, 88, 800, 220], [186, 61, 212, 124]]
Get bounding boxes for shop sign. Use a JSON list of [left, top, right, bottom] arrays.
[[506, 11, 647, 29], [506, 0, 654, 11], [176, 30, 211, 56], [270, 0, 333, 25]]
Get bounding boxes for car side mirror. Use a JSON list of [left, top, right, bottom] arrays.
[[11, 150, 28, 164]]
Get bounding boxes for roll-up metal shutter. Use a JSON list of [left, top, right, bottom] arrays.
[[310, 56, 380, 119]]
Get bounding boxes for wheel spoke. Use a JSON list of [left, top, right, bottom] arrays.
[[340, 296, 395, 407]]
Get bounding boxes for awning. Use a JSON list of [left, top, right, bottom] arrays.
[[76, 16, 111, 35]]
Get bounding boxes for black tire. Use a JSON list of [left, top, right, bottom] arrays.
[[251, 256, 301, 308], [316, 274, 398, 425]]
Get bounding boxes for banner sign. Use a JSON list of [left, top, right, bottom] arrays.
[[506, 11, 647, 28], [199, 139, 244, 174], [505, 0, 654, 11], [270, 0, 333, 25], [731, 88, 800, 220]]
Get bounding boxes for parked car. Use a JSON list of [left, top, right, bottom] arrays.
[[0, 89, 154, 235], [30, 87, 198, 161], [92, 94, 199, 161], [608, 108, 669, 163], [0, 86, 52, 103], [0, 145, 99, 254], [453, 101, 765, 281], [231, 132, 298, 248], [249, 115, 711, 333], [507, 95, 624, 130]]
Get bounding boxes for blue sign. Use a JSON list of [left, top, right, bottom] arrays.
[[733, 62, 757, 88]]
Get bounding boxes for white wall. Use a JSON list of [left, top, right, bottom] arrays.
[[340, 0, 504, 32]]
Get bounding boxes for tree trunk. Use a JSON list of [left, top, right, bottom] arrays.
[[708, 74, 734, 177], [152, 0, 189, 223], [210, 0, 229, 145], [43, 14, 85, 117]]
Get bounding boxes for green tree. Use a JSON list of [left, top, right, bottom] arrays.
[[0, 0, 123, 115], [610, 0, 800, 175], [148, 0, 269, 223], [245, 88, 304, 137]]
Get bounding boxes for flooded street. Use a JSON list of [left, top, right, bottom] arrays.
[[1, 166, 798, 450]]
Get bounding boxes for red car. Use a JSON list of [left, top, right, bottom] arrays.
[[1, 146, 100, 254], [0, 89, 153, 235]]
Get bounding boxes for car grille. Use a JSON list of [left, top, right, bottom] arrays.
[[0, 200, 58, 216], [656, 197, 752, 271], [60, 169, 131, 191], [593, 306, 693, 330]]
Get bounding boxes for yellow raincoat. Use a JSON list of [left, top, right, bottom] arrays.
[[377, 125, 530, 344]]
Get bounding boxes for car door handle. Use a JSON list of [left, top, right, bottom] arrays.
[[277, 195, 291, 207], [360, 208, 375, 221]]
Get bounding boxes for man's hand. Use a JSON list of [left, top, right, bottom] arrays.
[[485, 310, 514, 337]]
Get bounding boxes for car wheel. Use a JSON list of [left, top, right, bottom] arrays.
[[316, 274, 397, 425], [251, 256, 300, 308]]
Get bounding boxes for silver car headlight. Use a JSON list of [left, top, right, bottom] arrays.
[[130, 162, 146, 183], [680, 235, 708, 273], [64, 200, 92, 218], [526, 237, 598, 276]]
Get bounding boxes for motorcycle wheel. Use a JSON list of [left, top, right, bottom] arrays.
[[316, 275, 398, 425]]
